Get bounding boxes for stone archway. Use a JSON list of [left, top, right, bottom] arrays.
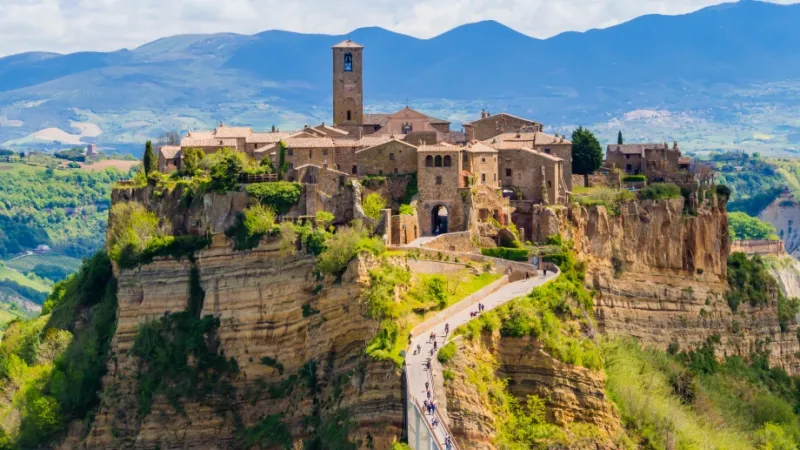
[[432, 205, 449, 235]]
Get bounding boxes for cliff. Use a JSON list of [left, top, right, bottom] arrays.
[[563, 196, 800, 375], [65, 235, 403, 449], [443, 333, 622, 450]]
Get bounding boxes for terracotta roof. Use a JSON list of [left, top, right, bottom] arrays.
[[428, 116, 451, 124], [181, 138, 238, 148], [417, 144, 457, 152], [246, 131, 295, 144], [464, 112, 540, 126], [332, 135, 401, 148], [184, 130, 214, 140], [464, 142, 498, 153], [313, 125, 349, 136], [332, 40, 364, 49], [517, 146, 563, 162], [355, 139, 417, 154], [159, 145, 181, 159], [253, 144, 277, 154], [607, 143, 668, 156], [283, 136, 334, 148], [486, 132, 571, 149], [442, 131, 467, 144], [363, 114, 390, 126], [214, 125, 253, 138], [679, 157, 691, 165]]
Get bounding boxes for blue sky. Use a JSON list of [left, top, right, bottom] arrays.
[[0, 0, 797, 57]]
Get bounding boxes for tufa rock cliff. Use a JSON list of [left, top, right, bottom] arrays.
[[66, 235, 403, 449], [562, 196, 800, 375]]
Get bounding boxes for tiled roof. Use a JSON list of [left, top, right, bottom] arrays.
[[486, 132, 571, 149], [428, 116, 451, 124], [214, 125, 253, 138], [442, 131, 467, 144], [464, 142, 498, 153], [417, 144, 457, 152], [363, 114, 390, 126], [181, 138, 238, 148], [253, 144, 277, 154], [246, 131, 295, 144], [607, 143, 667, 155], [314, 125, 349, 136], [517, 146, 564, 162], [678, 157, 691, 165], [283, 136, 335, 148], [355, 139, 417, 154], [332, 135, 400, 148], [185, 130, 214, 140], [159, 145, 181, 159], [464, 112, 540, 126], [332, 39, 364, 49]]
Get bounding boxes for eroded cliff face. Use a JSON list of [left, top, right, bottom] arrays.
[[444, 333, 622, 450], [66, 236, 403, 449], [563, 196, 800, 374]]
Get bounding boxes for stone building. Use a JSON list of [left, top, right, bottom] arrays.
[[497, 147, 566, 204], [157, 145, 181, 173], [605, 142, 684, 177], [462, 142, 500, 189], [416, 144, 465, 236], [355, 139, 418, 176], [487, 131, 573, 190], [332, 40, 364, 133]]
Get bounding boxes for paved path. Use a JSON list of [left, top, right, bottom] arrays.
[[405, 268, 559, 448], [406, 236, 439, 248]]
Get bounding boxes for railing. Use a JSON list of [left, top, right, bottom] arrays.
[[239, 173, 277, 183]]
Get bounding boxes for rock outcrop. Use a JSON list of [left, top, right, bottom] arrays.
[[68, 235, 403, 449], [563, 196, 800, 375], [444, 333, 621, 450]]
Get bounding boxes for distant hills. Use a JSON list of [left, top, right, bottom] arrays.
[[2, 0, 800, 154]]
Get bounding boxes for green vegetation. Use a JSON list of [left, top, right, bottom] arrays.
[[362, 192, 387, 220], [437, 342, 457, 364], [399, 204, 414, 216], [725, 252, 780, 312], [571, 186, 636, 215], [461, 245, 602, 371], [0, 164, 132, 259], [316, 221, 385, 276], [638, 182, 682, 201], [605, 338, 800, 450], [226, 205, 279, 250], [728, 211, 780, 241], [571, 126, 603, 187], [0, 252, 118, 447], [621, 174, 646, 182], [237, 414, 292, 449], [481, 247, 529, 262], [143, 140, 155, 175], [402, 173, 418, 205], [245, 181, 302, 213]]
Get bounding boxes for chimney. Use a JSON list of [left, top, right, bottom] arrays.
[[487, 112, 492, 117], [304, 124, 309, 129], [673, 141, 678, 150], [271, 125, 276, 132], [481, 109, 486, 119]]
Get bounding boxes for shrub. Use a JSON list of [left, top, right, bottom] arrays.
[[622, 174, 646, 182], [207, 148, 245, 193], [639, 183, 681, 201], [317, 222, 385, 276], [481, 247, 529, 262], [728, 211, 779, 241], [243, 204, 277, 236], [116, 234, 211, 269], [437, 342, 457, 364], [315, 211, 335, 230], [716, 184, 732, 200], [245, 181, 302, 214], [237, 414, 292, 450], [107, 202, 167, 261], [725, 252, 779, 311], [362, 193, 387, 220], [399, 204, 415, 216]]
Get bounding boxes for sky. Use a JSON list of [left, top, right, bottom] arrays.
[[0, 0, 798, 57]]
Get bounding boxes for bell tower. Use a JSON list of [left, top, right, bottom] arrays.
[[332, 40, 364, 129]]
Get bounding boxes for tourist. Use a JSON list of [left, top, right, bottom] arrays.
[[423, 399, 429, 410], [425, 381, 429, 391], [543, 267, 547, 276], [416, 344, 421, 354], [526, 271, 529, 280], [408, 331, 413, 344], [432, 417, 439, 428], [445, 323, 450, 334], [427, 390, 431, 400], [433, 341, 438, 351]]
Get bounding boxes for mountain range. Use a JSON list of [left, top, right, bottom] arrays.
[[2, 0, 800, 154]]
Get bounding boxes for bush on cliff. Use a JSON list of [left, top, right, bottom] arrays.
[[728, 212, 779, 241], [638, 182, 682, 201], [725, 252, 779, 312], [245, 181, 302, 214], [362, 192, 387, 221], [207, 148, 245, 193], [316, 221, 384, 276], [225, 205, 278, 250]]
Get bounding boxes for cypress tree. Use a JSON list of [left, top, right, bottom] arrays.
[[617, 131, 624, 145], [143, 140, 156, 175]]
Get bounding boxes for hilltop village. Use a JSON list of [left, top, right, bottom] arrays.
[[157, 39, 691, 242]]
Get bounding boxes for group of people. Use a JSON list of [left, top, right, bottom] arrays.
[[469, 303, 485, 318]]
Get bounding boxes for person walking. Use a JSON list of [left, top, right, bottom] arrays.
[[445, 323, 450, 334], [425, 381, 429, 391]]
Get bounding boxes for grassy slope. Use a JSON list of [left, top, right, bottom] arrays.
[[0, 266, 50, 292], [5, 253, 83, 275]]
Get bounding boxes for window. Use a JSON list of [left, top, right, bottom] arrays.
[[481, 173, 486, 184], [352, 165, 358, 175], [436, 176, 442, 185], [389, 153, 395, 161], [435, 155, 442, 167], [394, 168, 398, 174], [625, 154, 630, 160], [625, 164, 632, 171], [347, 110, 352, 121], [545, 148, 551, 154], [287, 163, 294, 171], [443, 155, 452, 167], [308, 150, 312, 159], [344, 52, 353, 72], [505, 168, 512, 177], [287, 149, 294, 156], [547, 181, 552, 189], [379, 170, 383, 175], [323, 149, 328, 156], [481, 157, 486, 163], [425, 155, 433, 167]]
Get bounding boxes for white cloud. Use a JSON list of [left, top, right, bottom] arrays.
[[0, 0, 797, 57]]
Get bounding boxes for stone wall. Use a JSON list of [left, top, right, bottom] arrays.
[[498, 149, 564, 204], [74, 237, 403, 449], [391, 214, 419, 246], [533, 143, 572, 191], [464, 115, 540, 142], [421, 231, 475, 253], [356, 140, 417, 176], [731, 239, 785, 256]]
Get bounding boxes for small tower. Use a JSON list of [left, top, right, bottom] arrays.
[[332, 40, 364, 128]]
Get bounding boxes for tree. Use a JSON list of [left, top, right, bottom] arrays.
[[277, 140, 288, 181], [617, 131, 624, 145], [362, 193, 387, 220], [157, 130, 181, 146], [728, 212, 779, 241], [181, 148, 204, 177], [143, 140, 156, 176], [572, 126, 604, 187]]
